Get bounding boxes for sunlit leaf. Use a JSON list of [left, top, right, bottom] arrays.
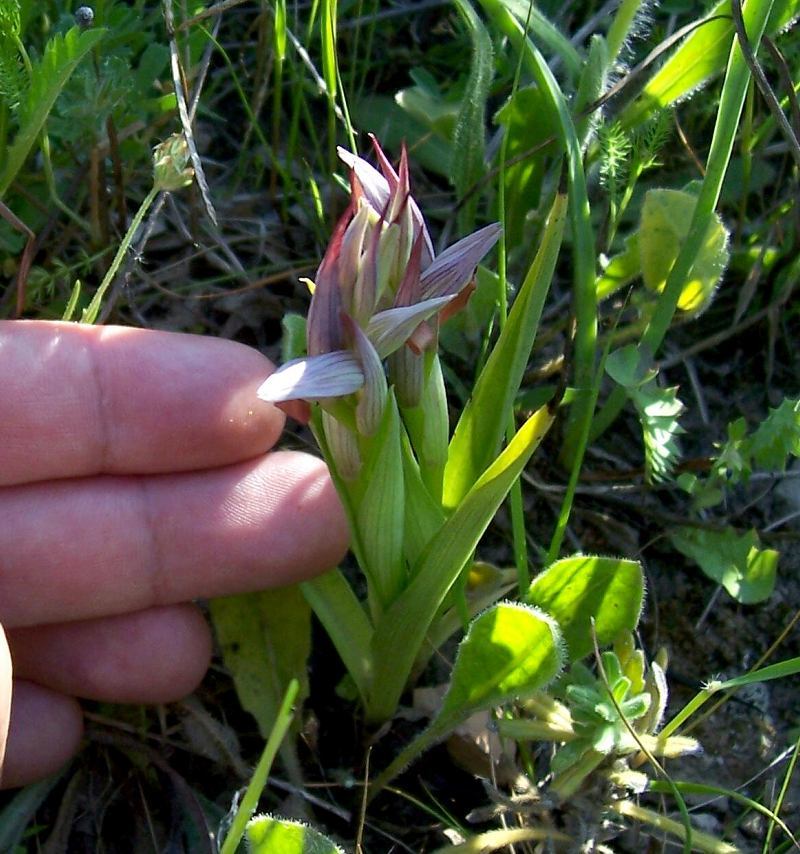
[[526, 555, 644, 661], [245, 814, 344, 853], [639, 188, 729, 314]]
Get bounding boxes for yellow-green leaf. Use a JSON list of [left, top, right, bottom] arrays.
[[639, 188, 729, 314], [526, 555, 643, 661]]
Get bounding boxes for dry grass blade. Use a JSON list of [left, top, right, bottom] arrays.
[[0, 200, 35, 317], [162, 0, 219, 227]]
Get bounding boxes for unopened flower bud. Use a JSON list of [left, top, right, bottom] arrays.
[[153, 133, 194, 192]]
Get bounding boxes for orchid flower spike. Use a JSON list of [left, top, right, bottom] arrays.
[[257, 137, 501, 419]]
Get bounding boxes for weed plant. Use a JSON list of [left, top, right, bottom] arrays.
[[1, 0, 799, 850]]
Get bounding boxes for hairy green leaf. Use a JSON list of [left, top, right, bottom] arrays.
[[451, 0, 494, 232], [526, 555, 644, 661], [245, 815, 344, 854]]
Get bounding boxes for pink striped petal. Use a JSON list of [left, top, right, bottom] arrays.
[[420, 223, 502, 299]]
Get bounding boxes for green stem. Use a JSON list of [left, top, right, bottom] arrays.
[[219, 679, 299, 854], [81, 186, 158, 324]]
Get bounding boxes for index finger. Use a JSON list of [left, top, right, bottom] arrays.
[[0, 321, 284, 486]]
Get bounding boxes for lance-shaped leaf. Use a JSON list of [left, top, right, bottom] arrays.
[[526, 555, 644, 661], [420, 223, 503, 299], [444, 192, 566, 509], [256, 351, 363, 403], [350, 392, 406, 615], [365, 404, 555, 722], [366, 295, 454, 358], [369, 602, 563, 794]]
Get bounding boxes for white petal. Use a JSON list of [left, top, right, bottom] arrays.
[[256, 352, 364, 402]]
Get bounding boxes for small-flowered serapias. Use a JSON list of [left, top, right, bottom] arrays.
[[257, 136, 501, 429]]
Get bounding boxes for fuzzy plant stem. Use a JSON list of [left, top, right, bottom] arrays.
[[219, 679, 299, 854], [81, 186, 158, 324]]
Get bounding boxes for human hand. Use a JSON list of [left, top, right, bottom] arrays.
[[0, 321, 347, 788]]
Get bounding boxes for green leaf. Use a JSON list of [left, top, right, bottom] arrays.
[[670, 527, 778, 603], [493, 85, 559, 246], [573, 35, 608, 144], [636, 385, 685, 483], [210, 588, 310, 746], [605, 343, 657, 389], [245, 815, 344, 854], [0, 771, 67, 851], [639, 188, 729, 314], [400, 430, 446, 571], [597, 234, 640, 301], [370, 602, 563, 793], [438, 602, 563, 723], [351, 393, 405, 611], [526, 555, 644, 661], [281, 313, 307, 362], [620, 0, 800, 129], [498, 0, 582, 79], [451, 0, 494, 232], [0, 26, 106, 198], [301, 569, 373, 705], [367, 404, 555, 722], [444, 192, 567, 509], [745, 397, 800, 471]]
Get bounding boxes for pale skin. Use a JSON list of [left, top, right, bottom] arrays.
[[0, 321, 348, 788]]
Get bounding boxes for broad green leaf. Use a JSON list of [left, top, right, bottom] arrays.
[[639, 188, 729, 314], [526, 555, 644, 661], [210, 588, 310, 748], [367, 404, 555, 722], [370, 603, 562, 792], [438, 602, 563, 723], [245, 815, 344, 854], [451, 0, 494, 232], [620, 0, 800, 129], [444, 192, 567, 509], [493, 85, 560, 246], [670, 527, 778, 603], [396, 84, 459, 139], [0, 26, 106, 198]]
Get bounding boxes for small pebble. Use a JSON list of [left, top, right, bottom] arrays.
[[75, 6, 94, 28]]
